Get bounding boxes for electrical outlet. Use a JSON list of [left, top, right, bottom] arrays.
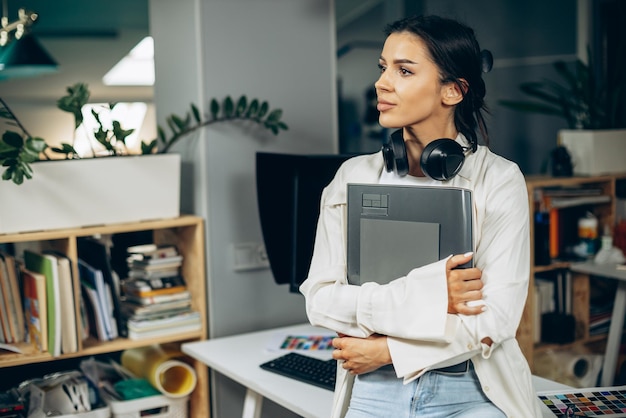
[[232, 242, 270, 271]]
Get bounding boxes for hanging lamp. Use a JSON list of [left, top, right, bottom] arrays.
[[0, 1, 58, 80]]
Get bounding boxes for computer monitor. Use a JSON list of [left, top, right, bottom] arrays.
[[256, 152, 353, 293]]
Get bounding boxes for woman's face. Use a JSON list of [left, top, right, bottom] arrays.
[[375, 31, 451, 133]]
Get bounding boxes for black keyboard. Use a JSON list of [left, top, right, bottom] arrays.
[[260, 352, 337, 391]]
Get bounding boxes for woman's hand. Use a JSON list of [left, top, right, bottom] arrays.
[[446, 252, 484, 315], [332, 334, 391, 375]]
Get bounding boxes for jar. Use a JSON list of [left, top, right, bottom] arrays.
[[578, 212, 598, 257]]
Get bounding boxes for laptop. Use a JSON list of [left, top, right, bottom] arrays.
[[346, 183, 473, 285]]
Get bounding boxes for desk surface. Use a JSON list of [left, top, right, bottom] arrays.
[[570, 261, 626, 280], [182, 323, 571, 418]]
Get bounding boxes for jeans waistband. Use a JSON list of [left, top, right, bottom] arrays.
[[431, 360, 471, 375]]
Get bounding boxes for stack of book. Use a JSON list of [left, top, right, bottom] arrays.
[[120, 244, 201, 340]]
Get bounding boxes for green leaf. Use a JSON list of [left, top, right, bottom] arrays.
[[246, 99, 259, 117], [257, 101, 268, 118], [57, 82, 90, 129], [141, 139, 158, 154], [223, 96, 234, 118], [171, 114, 190, 131], [2, 131, 24, 148], [158, 126, 167, 144], [191, 104, 201, 123], [235, 96, 247, 117], [1, 167, 12, 181], [112, 121, 134, 145], [25, 137, 48, 153], [210, 99, 219, 120], [266, 109, 282, 122]]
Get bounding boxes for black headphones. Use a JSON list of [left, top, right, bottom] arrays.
[[382, 129, 469, 181]]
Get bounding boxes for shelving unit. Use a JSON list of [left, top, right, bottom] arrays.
[[0, 215, 209, 418], [519, 174, 626, 376]]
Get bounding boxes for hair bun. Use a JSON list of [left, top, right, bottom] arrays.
[[481, 49, 493, 73]]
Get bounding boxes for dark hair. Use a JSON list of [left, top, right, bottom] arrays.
[[384, 15, 490, 149]]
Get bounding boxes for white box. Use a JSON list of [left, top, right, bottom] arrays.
[[107, 395, 188, 418], [0, 154, 180, 234], [559, 129, 626, 176]]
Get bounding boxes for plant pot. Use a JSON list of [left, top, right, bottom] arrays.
[[0, 154, 181, 234], [559, 129, 626, 176]]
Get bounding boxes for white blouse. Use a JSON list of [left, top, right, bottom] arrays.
[[300, 135, 543, 417]]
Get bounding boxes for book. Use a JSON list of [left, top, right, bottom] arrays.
[[78, 237, 125, 337], [24, 250, 62, 356], [121, 297, 192, 318], [126, 310, 201, 340], [0, 253, 25, 343], [123, 290, 192, 306], [122, 275, 187, 298], [126, 244, 179, 261], [45, 253, 78, 354], [21, 267, 48, 352], [128, 267, 181, 279], [80, 282, 108, 341], [0, 258, 13, 344], [78, 260, 117, 341]]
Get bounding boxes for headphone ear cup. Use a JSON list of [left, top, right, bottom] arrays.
[[420, 139, 465, 181], [382, 130, 409, 177]]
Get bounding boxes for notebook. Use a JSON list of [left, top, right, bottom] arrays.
[[346, 183, 473, 285]]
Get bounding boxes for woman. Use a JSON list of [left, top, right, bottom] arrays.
[[300, 15, 542, 417]]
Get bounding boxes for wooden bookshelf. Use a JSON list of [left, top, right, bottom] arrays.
[[519, 174, 626, 379], [0, 215, 209, 418]]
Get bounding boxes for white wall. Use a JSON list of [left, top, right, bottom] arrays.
[[149, 1, 337, 417]]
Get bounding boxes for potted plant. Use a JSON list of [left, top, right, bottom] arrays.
[[499, 53, 626, 175], [0, 82, 288, 234]]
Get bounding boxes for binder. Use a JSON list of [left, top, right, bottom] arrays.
[[347, 184, 473, 285]]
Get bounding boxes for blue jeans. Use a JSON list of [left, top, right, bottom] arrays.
[[345, 363, 505, 418]]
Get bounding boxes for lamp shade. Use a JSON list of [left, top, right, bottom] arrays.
[[0, 33, 58, 80]]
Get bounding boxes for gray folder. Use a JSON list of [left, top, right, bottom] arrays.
[[347, 183, 473, 285]]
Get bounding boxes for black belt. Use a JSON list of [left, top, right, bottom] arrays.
[[431, 360, 470, 375]]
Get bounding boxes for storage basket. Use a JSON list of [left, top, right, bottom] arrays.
[[106, 395, 188, 418], [56, 405, 111, 418]]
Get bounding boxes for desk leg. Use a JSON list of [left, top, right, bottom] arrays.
[[601, 280, 626, 387], [242, 388, 263, 418]]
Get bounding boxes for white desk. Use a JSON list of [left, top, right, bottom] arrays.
[[182, 323, 570, 418], [570, 261, 626, 386]]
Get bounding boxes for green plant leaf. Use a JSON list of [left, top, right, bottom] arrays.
[[235, 96, 247, 117], [210, 99, 219, 120], [57, 82, 90, 129], [223, 96, 234, 118], [141, 139, 158, 154], [171, 114, 190, 131], [246, 99, 259, 117], [158, 126, 167, 144], [191, 104, 201, 123], [2, 131, 24, 148], [112, 121, 134, 145], [266, 109, 282, 123], [257, 101, 268, 118]]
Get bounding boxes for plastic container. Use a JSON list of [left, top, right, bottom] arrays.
[[578, 212, 598, 257], [56, 405, 111, 418], [106, 395, 188, 418]]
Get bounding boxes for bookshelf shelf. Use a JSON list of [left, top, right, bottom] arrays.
[[0, 215, 209, 418], [519, 173, 626, 383]]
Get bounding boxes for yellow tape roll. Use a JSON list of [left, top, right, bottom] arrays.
[[121, 345, 197, 398]]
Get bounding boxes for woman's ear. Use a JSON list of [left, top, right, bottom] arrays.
[[442, 80, 467, 105]]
